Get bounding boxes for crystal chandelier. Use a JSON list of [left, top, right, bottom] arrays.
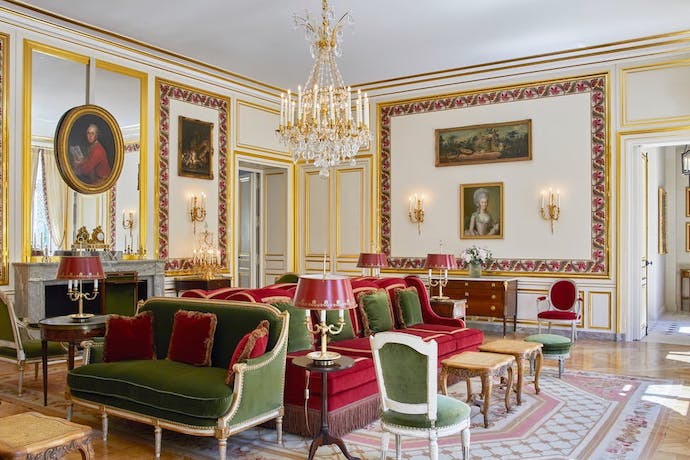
[[277, 0, 371, 178]]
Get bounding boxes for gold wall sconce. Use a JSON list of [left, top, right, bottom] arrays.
[[408, 193, 425, 234], [190, 193, 207, 234], [540, 188, 560, 233]]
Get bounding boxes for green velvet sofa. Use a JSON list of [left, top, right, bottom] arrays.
[[65, 297, 289, 459]]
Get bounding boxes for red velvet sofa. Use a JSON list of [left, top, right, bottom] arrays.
[[181, 275, 484, 436]]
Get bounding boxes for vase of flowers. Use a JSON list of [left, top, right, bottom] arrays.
[[459, 245, 493, 278]]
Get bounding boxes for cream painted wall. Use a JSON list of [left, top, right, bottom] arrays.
[[167, 100, 220, 260], [389, 93, 592, 260]]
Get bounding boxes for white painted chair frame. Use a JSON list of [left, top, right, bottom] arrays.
[[370, 331, 470, 460]]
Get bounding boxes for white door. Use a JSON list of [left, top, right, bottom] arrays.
[[639, 152, 649, 338], [238, 170, 260, 288]]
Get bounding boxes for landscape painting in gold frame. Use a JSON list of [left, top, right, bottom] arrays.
[[436, 119, 531, 167]]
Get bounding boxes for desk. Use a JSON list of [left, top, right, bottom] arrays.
[[173, 276, 232, 295], [292, 356, 360, 460], [40, 315, 107, 406], [443, 278, 518, 336]]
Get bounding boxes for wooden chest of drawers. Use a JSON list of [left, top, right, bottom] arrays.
[[441, 278, 518, 336]]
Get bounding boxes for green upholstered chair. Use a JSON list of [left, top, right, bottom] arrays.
[[370, 331, 471, 460], [103, 271, 139, 316], [0, 291, 68, 396]]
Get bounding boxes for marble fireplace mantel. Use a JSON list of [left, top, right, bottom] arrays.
[[13, 260, 166, 320]]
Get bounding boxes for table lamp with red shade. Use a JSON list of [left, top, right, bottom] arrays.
[[425, 253, 457, 300], [55, 255, 105, 321], [293, 273, 357, 366], [356, 252, 388, 277]]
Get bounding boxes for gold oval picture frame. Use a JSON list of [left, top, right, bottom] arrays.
[[55, 104, 124, 194]]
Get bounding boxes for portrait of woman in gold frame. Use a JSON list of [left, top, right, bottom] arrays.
[[460, 182, 504, 239], [54, 104, 124, 194]]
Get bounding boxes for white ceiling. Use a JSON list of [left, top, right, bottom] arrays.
[[11, 0, 690, 90]]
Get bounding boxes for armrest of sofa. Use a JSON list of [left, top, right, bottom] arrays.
[[80, 339, 104, 364], [403, 275, 466, 328], [222, 310, 290, 427]]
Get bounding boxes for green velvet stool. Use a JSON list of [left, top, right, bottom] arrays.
[[524, 334, 572, 378]]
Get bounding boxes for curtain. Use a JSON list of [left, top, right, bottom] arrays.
[[41, 148, 68, 249]]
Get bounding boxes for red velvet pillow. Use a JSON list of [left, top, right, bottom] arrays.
[[226, 320, 270, 386], [103, 312, 155, 362], [166, 310, 218, 366]]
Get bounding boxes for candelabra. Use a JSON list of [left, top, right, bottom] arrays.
[[408, 194, 425, 235], [122, 209, 135, 254], [56, 255, 104, 322], [425, 253, 457, 300], [190, 193, 207, 234], [540, 188, 561, 233], [191, 226, 221, 280]]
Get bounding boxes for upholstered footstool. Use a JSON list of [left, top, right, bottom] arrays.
[[0, 411, 94, 459], [524, 334, 572, 378]]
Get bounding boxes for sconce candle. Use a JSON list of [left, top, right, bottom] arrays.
[[540, 188, 561, 233], [189, 193, 207, 234], [408, 193, 425, 234]]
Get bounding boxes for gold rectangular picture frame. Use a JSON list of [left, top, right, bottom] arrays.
[[459, 182, 504, 239], [686, 187, 690, 217], [436, 119, 531, 167], [178, 115, 214, 179], [687, 222, 690, 252], [658, 187, 668, 255]]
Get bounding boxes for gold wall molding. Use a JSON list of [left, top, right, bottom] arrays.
[[620, 58, 690, 128], [587, 291, 613, 330], [335, 167, 366, 259], [235, 99, 287, 157], [0, 33, 7, 284]]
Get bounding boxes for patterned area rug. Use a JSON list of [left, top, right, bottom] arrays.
[[0, 365, 669, 459]]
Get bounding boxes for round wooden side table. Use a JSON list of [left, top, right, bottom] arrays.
[[39, 315, 107, 406], [292, 355, 360, 460]]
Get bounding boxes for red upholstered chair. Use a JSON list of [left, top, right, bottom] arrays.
[[536, 279, 582, 341]]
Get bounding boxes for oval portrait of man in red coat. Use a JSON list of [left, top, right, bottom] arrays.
[[55, 104, 124, 194]]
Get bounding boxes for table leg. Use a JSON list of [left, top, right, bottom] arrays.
[[68, 342, 76, 370], [515, 355, 524, 405], [504, 366, 513, 412], [481, 373, 491, 428], [533, 350, 542, 394], [41, 339, 48, 406], [502, 318, 507, 337], [440, 366, 448, 395], [307, 373, 359, 460]]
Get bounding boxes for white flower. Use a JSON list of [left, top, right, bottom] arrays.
[[459, 245, 493, 266]]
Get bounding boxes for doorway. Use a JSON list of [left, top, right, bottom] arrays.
[[621, 132, 690, 341], [236, 160, 291, 288], [238, 169, 260, 288]]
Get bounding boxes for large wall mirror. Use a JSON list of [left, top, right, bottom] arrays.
[[22, 41, 147, 260]]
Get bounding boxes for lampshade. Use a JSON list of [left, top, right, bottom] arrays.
[[356, 252, 388, 268], [293, 274, 357, 310], [424, 253, 457, 270], [56, 255, 105, 280]]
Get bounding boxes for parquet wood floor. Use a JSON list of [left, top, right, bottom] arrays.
[[1, 331, 688, 459]]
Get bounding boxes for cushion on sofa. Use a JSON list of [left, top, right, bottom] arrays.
[[226, 320, 270, 386], [358, 289, 395, 336], [271, 302, 314, 353], [393, 287, 424, 328], [104, 312, 155, 362], [68, 359, 232, 426], [167, 310, 218, 366]]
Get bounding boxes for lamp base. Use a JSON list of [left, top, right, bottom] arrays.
[[307, 350, 341, 366], [69, 313, 95, 322]]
